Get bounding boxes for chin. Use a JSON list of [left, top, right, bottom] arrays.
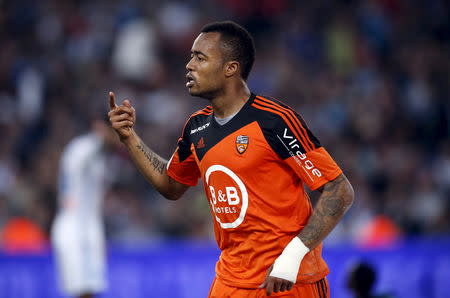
[[188, 88, 199, 96], [188, 88, 206, 98], [188, 88, 218, 100]]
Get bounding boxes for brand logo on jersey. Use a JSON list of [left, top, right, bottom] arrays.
[[281, 128, 322, 180], [205, 165, 248, 229], [196, 137, 205, 149], [190, 122, 210, 134], [235, 135, 249, 154]]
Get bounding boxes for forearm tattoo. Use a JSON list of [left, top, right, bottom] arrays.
[[136, 141, 167, 174], [299, 174, 354, 249]]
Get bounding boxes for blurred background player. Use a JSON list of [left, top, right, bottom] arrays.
[[51, 116, 119, 298]]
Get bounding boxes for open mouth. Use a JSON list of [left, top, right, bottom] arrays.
[[186, 74, 195, 88]]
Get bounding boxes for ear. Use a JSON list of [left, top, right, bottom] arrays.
[[224, 61, 239, 78]]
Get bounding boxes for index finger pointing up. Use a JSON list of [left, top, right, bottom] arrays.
[[109, 91, 117, 110]]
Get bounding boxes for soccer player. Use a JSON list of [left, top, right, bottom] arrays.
[[108, 21, 354, 297], [51, 118, 118, 298]]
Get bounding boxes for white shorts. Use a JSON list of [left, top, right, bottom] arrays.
[[51, 214, 107, 295]]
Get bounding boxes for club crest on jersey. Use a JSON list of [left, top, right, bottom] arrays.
[[236, 135, 249, 154]]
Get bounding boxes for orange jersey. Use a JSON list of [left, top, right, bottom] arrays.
[[167, 94, 342, 288]]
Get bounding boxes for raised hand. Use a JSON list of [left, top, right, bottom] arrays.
[[108, 91, 136, 142]]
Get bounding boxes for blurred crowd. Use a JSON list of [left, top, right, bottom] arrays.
[[0, 0, 448, 249]]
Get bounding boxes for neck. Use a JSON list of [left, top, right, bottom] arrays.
[[210, 81, 251, 118]]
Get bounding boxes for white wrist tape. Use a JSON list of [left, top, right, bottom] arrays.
[[269, 237, 310, 283]]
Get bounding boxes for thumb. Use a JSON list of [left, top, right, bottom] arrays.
[[123, 99, 132, 108], [259, 264, 273, 288]]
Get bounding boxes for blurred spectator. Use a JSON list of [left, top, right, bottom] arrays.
[[346, 261, 394, 298], [356, 215, 402, 248], [0, 217, 47, 253], [112, 19, 158, 82]]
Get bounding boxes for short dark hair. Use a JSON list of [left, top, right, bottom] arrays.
[[201, 21, 255, 81]]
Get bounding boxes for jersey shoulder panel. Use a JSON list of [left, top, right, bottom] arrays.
[[190, 105, 213, 117], [177, 106, 213, 162], [251, 95, 321, 159], [181, 106, 213, 137]]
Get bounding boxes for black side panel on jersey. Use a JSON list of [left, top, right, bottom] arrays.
[[177, 135, 192, 162], [258, 113, 292, 160], [251, 95, 322, 160], [177, 111, 212, 162], [263, 95, 321, 149]]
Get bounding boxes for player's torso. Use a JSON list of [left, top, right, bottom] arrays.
[[178, 95, 331, 287], [186, 99, 310, 243], [192, 118, 270, 231]]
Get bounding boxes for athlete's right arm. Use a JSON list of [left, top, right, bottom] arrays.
[[107, 92, 189, 200]]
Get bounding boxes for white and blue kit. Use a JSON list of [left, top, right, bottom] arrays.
[[51, 133, 109, 295]]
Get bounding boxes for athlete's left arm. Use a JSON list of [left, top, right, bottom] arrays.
[[298, 173, 354, 249], [257, 102, 354, 295], [260, 174, 353, 295]]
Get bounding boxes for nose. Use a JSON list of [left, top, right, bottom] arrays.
[[186, 57, 194, 71]]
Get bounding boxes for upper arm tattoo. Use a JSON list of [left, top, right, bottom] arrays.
[[136, 141, 167, 174]]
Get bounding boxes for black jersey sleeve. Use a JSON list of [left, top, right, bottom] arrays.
[[253, 95, 341, 190], [167, 116, 201, 186]]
